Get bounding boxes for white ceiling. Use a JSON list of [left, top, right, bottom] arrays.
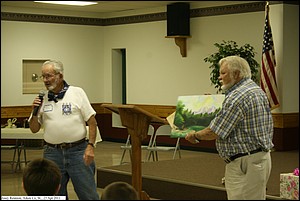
[[1, 1, 181, 13], [1, 1, 255, 17]]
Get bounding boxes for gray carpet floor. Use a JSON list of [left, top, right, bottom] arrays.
[[98, 149, 299, 198]]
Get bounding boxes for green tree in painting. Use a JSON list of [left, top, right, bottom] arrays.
[[174, 104, 221, 131], [174, 101, 185, 130]]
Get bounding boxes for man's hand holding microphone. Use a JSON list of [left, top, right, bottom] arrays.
[[29, 91, 45, 133], [32, 91, 45, 116]]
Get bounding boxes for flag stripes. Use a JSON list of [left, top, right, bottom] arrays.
[[260, 2, 280, 110]]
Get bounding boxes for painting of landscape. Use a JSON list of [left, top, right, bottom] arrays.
[[170, 94, 225, 138]]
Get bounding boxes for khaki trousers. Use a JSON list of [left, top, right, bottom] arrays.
[[224, 150, 271, 200]]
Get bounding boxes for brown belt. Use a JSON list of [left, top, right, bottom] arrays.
[[46, 138, 86, 149]]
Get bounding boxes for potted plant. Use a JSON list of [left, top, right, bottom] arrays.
[[204, 40, 259, 93]]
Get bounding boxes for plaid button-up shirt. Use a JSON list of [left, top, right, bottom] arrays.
[[210, 78, 274, 160]]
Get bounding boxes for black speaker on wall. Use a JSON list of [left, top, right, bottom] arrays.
[[167, 2, 190, 36]]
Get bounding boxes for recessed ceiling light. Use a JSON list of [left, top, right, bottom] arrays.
[[34, 1, 98, 6]]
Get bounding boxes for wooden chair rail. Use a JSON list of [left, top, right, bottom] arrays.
[[1, 103, 176, 119]]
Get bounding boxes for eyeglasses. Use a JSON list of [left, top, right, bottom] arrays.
[[40, 73, 58, 80]]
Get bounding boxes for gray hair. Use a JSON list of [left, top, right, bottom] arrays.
[[42, 60, 64, 74], [219, 55, 251, 79]]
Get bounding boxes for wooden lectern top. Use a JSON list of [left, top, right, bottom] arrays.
[[101, 104, 167, 124]]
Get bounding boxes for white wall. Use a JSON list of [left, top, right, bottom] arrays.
[[1, 4, 299, 114], [1, 21, 104, 105], [102, 11, 265, 105], [270, 4, 299, 113]]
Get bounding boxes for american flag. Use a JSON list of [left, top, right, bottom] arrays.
[[260, 2, 280, 110]]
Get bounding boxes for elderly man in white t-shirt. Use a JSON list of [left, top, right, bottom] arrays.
[[29, 60, 100, 200]]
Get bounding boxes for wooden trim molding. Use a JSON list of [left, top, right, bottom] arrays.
[[3, 2, 296, 26], [1, 2, 267, 26], [2, 105, 298, 128], [0, 103, 176, 119], [2, 104, 298, 151], [1, 106, 32, 119], [272, 113, 299, 128]]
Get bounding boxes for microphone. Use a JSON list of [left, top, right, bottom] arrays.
[[32, 90, 45, 116]]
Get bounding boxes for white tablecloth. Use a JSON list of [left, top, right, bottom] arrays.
[[1, 126, 102, 145]]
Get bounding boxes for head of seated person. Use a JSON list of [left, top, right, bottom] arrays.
[[22, 158, 61, 196], [101, 181, 139, 200]]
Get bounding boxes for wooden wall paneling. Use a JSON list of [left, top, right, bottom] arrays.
[[272, 113, 299, 128], [1, 106, 32, 118], [2, 105, 299, 151]]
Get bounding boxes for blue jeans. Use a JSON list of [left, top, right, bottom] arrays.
[[44, 141, 100, 200]]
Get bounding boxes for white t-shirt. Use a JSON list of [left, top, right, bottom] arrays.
[[37, 86, 96, 144]]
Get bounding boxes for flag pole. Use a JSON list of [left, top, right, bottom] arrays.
[[265, 1, 269, 14]]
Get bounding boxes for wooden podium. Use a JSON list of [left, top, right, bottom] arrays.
[[101, 104, 167, 200]]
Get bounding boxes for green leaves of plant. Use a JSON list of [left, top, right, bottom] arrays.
[[204, 40, 260, 92]]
